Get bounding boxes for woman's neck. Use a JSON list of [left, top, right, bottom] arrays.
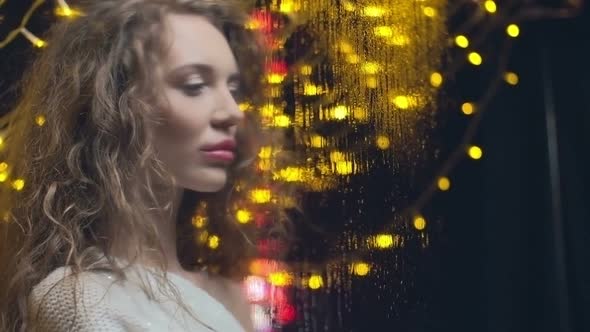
[[109, 187, 186, 273]]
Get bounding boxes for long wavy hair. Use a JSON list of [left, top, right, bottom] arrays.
[[0, 0, 294, 330]]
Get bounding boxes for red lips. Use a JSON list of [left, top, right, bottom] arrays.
[[201, 139, 237, 152], [201, 139, 237, 163]]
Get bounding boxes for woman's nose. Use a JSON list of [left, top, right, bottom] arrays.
[[211, 87, 244, 128]]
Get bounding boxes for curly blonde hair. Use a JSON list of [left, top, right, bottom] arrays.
[[0, 0, 293, 330]]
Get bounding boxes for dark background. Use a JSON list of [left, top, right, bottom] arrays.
[[431, 4, 590, 332], [1, 2, 589, 332]]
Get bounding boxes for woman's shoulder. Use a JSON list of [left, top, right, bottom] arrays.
[[29, 267, 143, 331], [30, 266, 123, 308], [31, 266, 118, 300], [29, 266, 250, 331]]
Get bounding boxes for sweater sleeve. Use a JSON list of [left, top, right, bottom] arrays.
[[28, 267, 128, 332]]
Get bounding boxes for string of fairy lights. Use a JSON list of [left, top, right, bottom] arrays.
[[248, 0, 582, 285], [0, 0, 583, 306], [241, 0, 583, 287]]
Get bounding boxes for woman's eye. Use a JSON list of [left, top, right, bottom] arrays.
[[228, 83, 243, 101], [181, 82, 206, 96]]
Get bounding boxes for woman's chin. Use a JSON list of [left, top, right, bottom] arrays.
[[186, 168, 229, 193]]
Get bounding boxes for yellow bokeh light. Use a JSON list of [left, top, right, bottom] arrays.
[[346, 54, 360, 64], [374, 26, 393, 38], [335, 161, 353, 175], [423, 6, 437, 17], [330, 151, 346, 162], [362, 62, 380, 75], [506, 24, 520, 37], [268, 271, 293, 286], [267, 73, 285, 84], [0, 172, 8, 183], [332, 105, 349, 120], [34, 39, 46, 48], [376, 135, 391, 150], [388, 34, 410, 46], [342, 1, 355, 12], [20, 27, 47, 48], [300, 65, 312, 75], [414, 215, 427, 230], [245, 18, 262, 30], [35, 115, 46, 126], [455, 35, 469, 48], [260, 104, 278, 118], [11, 179, 25, 191], [54, 5, 82, 17], [279, 0, 298, 13], [250, 188, 272, 203], [61, 7, 72, 16], [484, 0, 497, 13], [430, 72, 443, 87], [310, 135, 326, 148], [362, 5, 386, 17], [192, 215, 207, 228], [388, 94, 422, 109], [0, 136, 3, 147], [308, 275, 323, 289], [353, 107, 369, 121], [278, 167, 305, 182], [390, 34, 411, 45], [258, 146, 272, 159], [273, 115, 291, 127], [239, 102, 251, 112], [504, 72, 519, 85], [392, 95, 410, 109], [303, 83, 322, 96], [366, 76, 378, 88], [374, 234, 394, 249], [461, 102, 476, 115], [236, 209, 252, 224], [352, 262, 370, 276], [437, 177, 451, 191], [468, 145, 483, 160], [339, 40, 353, 53], [207, 235, 220, 249], [468, 52, 483, 65], [0, 162, 7, 172]]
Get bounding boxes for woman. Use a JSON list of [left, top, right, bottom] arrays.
[[0, 0, 287, 330]]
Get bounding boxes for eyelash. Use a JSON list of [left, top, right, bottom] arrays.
[[228, 83, 243, 100], [182, 83, 206, 96], [181, 82, 242, 99]]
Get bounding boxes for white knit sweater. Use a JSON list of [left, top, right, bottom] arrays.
[[28, 266, 246, 331]]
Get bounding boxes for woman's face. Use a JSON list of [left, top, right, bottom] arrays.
[[154, 14, 244, 193]]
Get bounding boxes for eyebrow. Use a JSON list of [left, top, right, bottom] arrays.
[[168, 63, 241, 83]]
